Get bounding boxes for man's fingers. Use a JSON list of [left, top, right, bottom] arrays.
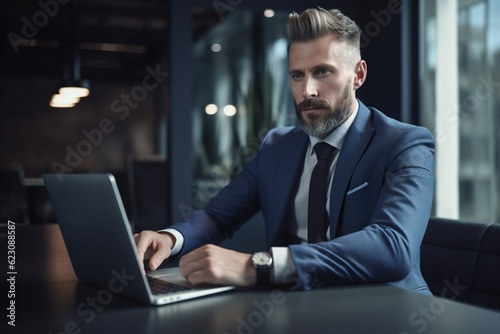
[[133, 232, 151, 264], [179, 245, 211, 278], [133, 231, 173, 271], [179, 244, 254, 286], [181, 256, 220, 286], [185, 269, 219, 286], [148, 241, 171, 270]]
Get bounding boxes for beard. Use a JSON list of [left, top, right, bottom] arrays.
[[295, 82, 354, 139]]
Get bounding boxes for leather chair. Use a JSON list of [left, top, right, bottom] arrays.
[[421, 217, 500, 310], [470, 223, 500, 309]]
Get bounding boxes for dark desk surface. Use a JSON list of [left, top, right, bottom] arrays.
[[1, 224, 500, 334]]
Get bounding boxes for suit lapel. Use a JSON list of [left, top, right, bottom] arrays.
[[328, 101, 375, 238], [269, 127, 309, 246]]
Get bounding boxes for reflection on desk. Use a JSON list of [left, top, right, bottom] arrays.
[[1, 224, 499, 334]]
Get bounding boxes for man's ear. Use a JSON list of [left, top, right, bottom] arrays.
[[353, 60, 367, 90]]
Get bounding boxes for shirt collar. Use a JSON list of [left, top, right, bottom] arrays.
[[309, 99, 359, 152]]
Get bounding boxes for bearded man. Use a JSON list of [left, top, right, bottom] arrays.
[[134, 7, 435, 295]]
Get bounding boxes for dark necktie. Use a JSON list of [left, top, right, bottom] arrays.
[[308, 142, 337, 243]]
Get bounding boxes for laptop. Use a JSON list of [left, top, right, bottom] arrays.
[[43, 173, 234, 305]]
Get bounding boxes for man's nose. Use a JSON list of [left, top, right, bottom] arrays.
[[302, 76, 318, 99]]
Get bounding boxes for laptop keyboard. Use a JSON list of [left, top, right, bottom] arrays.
[[147, 276, 190, 295]]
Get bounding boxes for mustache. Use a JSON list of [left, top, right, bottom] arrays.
[[297, 98, 330, 111]]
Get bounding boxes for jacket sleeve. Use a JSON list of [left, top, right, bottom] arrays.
[[289, 127, 435, 290]]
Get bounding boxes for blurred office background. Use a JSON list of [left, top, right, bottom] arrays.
[[0, 0, 498, 240]]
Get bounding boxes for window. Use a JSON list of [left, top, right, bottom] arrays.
[[191, 10, 294, 209], [421, 0, 500, 223]]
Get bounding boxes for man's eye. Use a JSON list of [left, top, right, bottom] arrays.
[[315, 68, 331, 76], [291, 73, 303, 80]]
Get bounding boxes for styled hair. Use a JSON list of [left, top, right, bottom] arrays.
[[288, 8, 361, 65]]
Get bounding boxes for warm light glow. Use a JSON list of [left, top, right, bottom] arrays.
[[264, 9, 275, 18], [205, 104, 218, 115], [223, 105, 237, 117], [50, 94, 79, 108], [51, 94, 80, 104], [59, 86, 90, 98], [50, 100, 75, 108], [211, 43, 222, 53]]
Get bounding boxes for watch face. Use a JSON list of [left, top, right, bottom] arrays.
[[253, 252, 272, 266]]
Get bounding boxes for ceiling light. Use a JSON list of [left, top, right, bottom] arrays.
[[223, 105, 237, 117], [211, 43, 222, 53], [264, 9, 275, 18], [205, 104, 218, 115], [59, 79, 90, 98], [49, 100, 76, 108], [50, 0, 90, 108], [59, 86, 90, 98], [50, 93, 79, 108], [51, 94, 80, 105]]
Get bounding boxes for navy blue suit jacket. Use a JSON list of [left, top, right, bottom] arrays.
[[170, 100, 435, 293]]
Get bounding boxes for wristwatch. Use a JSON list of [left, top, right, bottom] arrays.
[[252, 251, 273, 286]]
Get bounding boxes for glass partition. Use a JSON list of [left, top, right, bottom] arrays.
[[191, 10, 295, 208]]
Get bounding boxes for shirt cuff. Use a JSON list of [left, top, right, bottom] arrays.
[[270, 247, 297, 285], [159, 228, 184, 256]]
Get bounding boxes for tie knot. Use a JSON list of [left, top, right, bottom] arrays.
[[314, 142, 336, 161]]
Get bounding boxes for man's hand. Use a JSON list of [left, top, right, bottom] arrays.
[[179, 244, 256, 287], [133, 231, 175, 272]]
